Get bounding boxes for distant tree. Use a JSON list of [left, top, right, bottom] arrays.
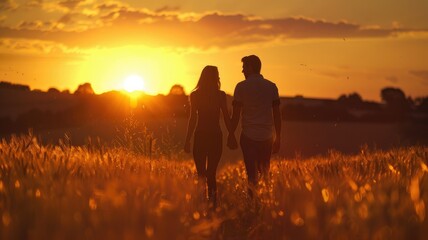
[[380, 87, 411, 121], [0, 81, 30, 91], [381, 87, 405, 104], [168, 84, 186, 96], [48, 87, 60, 94], [348, 93, 363, 103], [74, 83, 94, 95], [164, 84, 188, 117], [338, 92, 363, 107], [407, 96, 415, 110], [415, 97, 428, 112], [62, 89, 71, 94]]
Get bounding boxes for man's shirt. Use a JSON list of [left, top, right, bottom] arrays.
[[233, 74, 280, 141]]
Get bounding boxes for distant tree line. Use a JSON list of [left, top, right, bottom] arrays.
[[1, 82, 427, 136], [0, 82, 189, 135], [0, 81, 30, 91], [282, 87, 428, 122]]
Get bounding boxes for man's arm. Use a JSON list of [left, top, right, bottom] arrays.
[[228, 84, 242, 149], [272, 104, 281, 153], [230, 103, 242, 134]]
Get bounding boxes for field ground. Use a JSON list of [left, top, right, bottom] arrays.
[[28, 119, 428, 162], [0, 135, 427, 239]]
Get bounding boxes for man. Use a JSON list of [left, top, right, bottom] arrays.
[[228, 55, 281, 187]]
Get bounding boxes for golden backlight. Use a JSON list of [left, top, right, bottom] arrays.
[[123, 74, 145, 92], [76, 46, 190, 96]]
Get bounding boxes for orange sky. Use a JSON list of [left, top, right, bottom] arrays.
[[1, 0, 428, 101]]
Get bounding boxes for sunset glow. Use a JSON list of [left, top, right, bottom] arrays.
[[1, 2, 428, 239], [123, 75, 145, 93], [0, 1, 427, 100]]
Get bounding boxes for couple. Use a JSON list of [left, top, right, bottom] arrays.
[[184, 55, 282, 206]]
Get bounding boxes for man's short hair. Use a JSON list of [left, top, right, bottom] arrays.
[[241, 55, 262, 74]]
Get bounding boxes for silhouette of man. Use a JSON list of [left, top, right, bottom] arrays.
[[228, 55, 281, 189]]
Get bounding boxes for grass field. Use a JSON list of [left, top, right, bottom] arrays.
[[0, 134, 427, 239]]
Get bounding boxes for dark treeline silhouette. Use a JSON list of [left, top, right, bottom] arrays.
[[0, 81, 189, 136], [1, 81, 427, 137], [1, 81, 428, 158], [281, 88, 428, 123], [0, 81, 30, 91]]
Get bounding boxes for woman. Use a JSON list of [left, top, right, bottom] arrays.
[[184, 65, 235, 207]]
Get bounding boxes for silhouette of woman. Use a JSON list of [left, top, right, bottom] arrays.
[[184, 65, 234, 207]]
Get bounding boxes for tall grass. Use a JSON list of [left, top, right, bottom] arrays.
[[114, 114, 184, 160], [0, 133, 427, 239]]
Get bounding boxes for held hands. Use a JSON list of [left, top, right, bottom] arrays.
[[184, 141, 191, 153], [227, 134, 238, 150], [272, 137, 280, 154]]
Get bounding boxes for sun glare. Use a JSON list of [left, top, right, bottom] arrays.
[[123, 74, 145, 92]]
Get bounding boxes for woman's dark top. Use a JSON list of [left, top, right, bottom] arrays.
[[190, 90, 226, 135]]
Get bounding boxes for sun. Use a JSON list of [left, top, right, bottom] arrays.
[[123, 74, 145, 92]]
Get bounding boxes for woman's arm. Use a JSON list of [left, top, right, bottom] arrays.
[[230, 103, 242, 134], [221, 92, 238, 149], [220, 93, 232, 133], [184, 94, 197, 153]]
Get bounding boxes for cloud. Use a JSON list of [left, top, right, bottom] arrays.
[[26, 0, 42, 8], [155, 6, 180, 13], [410, 70, 428, 84], [58, 0, 86, 10], [24, 0, 94, 13], [385, 76, 399, 83], [0, 52, 83, 62], [0, 0, 17, 11], [19, 20, 57, 31], [97, 2, 122, 12], [24, 0, 66, 13], [0, 10, 427, 50], [0, 38, 80, 54], [0, 38, 85, 64]]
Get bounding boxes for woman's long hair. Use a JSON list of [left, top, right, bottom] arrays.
[[193, 65, 220, 93]]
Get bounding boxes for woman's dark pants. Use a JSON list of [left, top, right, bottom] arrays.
[[193, 130, 222, 206]]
